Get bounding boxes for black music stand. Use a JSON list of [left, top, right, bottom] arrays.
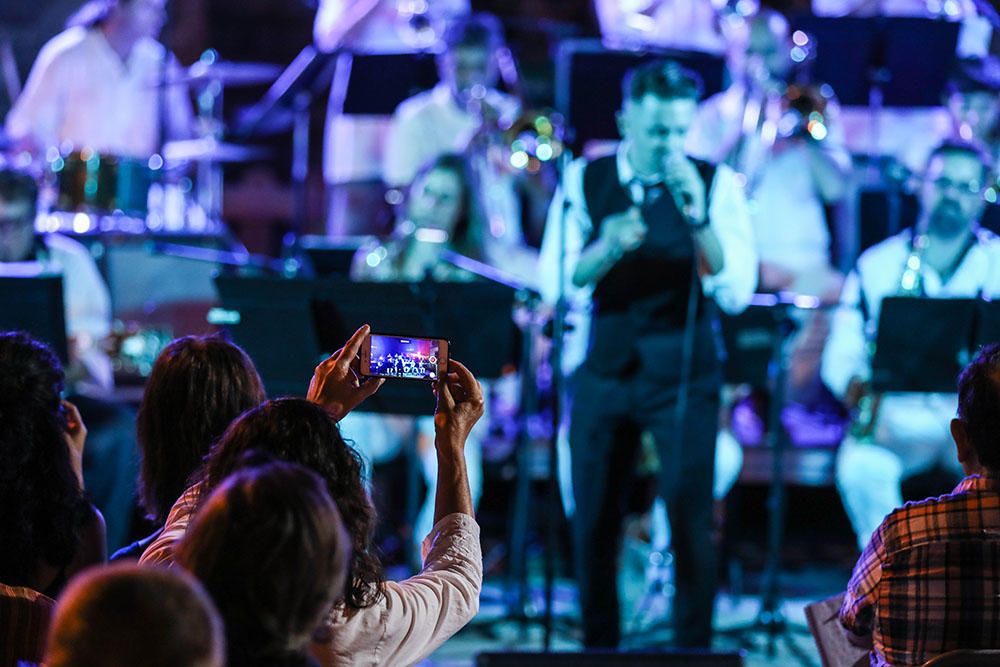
[[0, 274, 69, 362], [871, 296, 1000, 394], [554, 38, 725, 149], [310, 279, 519, 415], [789, 16, 959, 108], [214, 275, 519, 406], [297, 235, 372, 278], [335, 51, 439, 116]]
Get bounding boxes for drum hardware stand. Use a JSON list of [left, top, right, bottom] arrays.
[[194, 56, 226, 223]]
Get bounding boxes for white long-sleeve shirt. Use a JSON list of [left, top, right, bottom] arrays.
[[822, 228, 1000, 399], [5, 27, 191, 157], [538, 141, 758, 373]]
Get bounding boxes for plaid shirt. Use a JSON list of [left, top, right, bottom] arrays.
[[840, 472, 1000, 666]]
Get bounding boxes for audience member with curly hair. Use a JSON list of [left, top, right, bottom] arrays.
[[176, 460, 350, 667], [141, 324, 484, 667], [0, 331, 106, 598], [111, 334, 266, 561]]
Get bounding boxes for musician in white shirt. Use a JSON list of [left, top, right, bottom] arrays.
[[5, 0, 192, 158], [823, 140, 1000, 549]]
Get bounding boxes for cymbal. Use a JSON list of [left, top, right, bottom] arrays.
[[164, 61, 282, 87], [162, 138, 271, 163]]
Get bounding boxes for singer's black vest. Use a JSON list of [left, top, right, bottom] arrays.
[[582, 154, 718, 377]]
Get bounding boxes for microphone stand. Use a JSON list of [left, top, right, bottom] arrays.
[[540, 150, 574, 650]]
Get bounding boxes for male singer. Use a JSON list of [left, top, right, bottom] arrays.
[[539, 60, 756, 648]]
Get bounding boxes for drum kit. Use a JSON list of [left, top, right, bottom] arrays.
[[29, 55, 280, 236]]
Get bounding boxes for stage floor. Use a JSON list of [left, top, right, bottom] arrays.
[[419, 537, 854, 667]]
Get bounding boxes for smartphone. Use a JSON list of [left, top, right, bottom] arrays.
[[360, 332, 448, 382]]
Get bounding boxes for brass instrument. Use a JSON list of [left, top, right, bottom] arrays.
[[850, 234, 929, 439], [779, 82, 833, 142], [501, 110, 566, 174]]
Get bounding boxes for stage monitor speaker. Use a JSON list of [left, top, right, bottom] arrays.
[[476, 651, 743, 666]]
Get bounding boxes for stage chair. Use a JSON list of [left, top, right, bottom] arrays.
[[476, 651, 744, 666], [922, 650, 1000, 666]]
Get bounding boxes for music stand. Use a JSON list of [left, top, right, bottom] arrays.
[[297, 235, 373, 278], [871, 297, 979, 393], [554, 38, 725, 150], [310, 279, 519, 415], [0, 274, 69, 362], [789, 17, 959, 108], [214, 274, 519, 413], [336, 51, 439, 116], [715, 294, 819, 663]]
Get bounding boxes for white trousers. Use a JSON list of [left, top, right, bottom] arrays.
[[835, 393, 963, 550]]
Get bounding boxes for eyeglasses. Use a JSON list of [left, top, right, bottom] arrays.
[[930, 177, 983, 195]]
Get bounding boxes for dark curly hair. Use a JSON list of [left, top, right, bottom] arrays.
[[177, 460, 349, 667], [0, 331, 90, 586], [137, 334, 265, 524], [194, 398, 383, 609]]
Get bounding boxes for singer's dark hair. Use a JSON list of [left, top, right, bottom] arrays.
[[623, 60, 703, 104], [442, 13, 504, 52]]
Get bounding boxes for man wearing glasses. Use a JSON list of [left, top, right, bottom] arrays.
[[822, 140, 1000, 550]]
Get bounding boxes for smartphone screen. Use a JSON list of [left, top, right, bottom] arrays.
[[361, 333, 448, 381]]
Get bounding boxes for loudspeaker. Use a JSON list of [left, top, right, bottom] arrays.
[[476, 651, 744, 666]]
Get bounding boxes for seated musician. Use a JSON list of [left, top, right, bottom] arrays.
[[352, 154, 481, 282], [5, 0, 192, 157], [343, 153, 487, 553], [383, 13, 541, 284], [0, 168, 111, 389], [822, 139, 1000, 550], [687, 8, 850, 304]]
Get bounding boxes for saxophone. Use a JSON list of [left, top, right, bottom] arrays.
[[851, 233, 928, 440]]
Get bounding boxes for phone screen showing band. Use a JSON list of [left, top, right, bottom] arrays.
[[364, 334, 445, 381]]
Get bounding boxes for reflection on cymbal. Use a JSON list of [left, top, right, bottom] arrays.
[[162, 138, 271, 163], [163, 61, 282, 87]]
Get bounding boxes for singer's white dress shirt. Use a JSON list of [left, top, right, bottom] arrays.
[[538, 141, 757, 374]]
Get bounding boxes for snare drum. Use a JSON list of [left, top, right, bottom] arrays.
[[50, 149, 157, 216]]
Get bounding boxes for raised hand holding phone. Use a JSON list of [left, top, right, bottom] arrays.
[[431, 359, 484, 522], [307, 324, 385, 422]]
